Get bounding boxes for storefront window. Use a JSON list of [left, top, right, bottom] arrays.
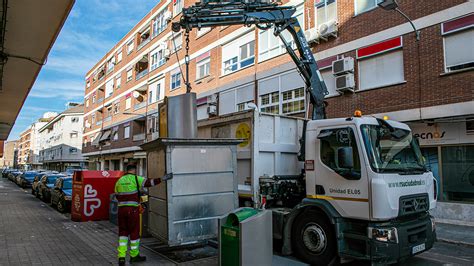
[[441, 145, 474, 203]]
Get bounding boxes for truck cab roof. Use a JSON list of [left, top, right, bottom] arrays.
[[306, 116, 410, 132]]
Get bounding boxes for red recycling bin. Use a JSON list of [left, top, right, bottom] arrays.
[[71, 170, 124, 222]]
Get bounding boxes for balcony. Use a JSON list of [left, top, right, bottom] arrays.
[[133, 133, 145, 142], [135, 69, 148, 81], [137, 38, 151, 51], [97, 98, 104, 104], [104, 116, 112, 122], [96, 120, 102, 126], [134, 101, 146, 111]]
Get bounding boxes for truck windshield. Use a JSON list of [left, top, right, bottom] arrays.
[[360, 124, 426, 174]]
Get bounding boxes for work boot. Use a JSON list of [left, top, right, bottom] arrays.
[[118, 257, 125, 266], [130, 254, 147, 263]]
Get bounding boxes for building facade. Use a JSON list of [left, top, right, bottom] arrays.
[[17, 127, 32, 170], [82, 1, 474, 216], [39, 105, 87, 172], [0, 140, 18, 168]]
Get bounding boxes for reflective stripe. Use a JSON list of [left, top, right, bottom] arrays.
[[130, 240, 140, 244], [116, 191, 138, 196], [119, 236, 128, 240], [118, 201, 139, 205], [130, 246, 139, 250], [119, 242, 127, 246], [150, 179, 156, 186]]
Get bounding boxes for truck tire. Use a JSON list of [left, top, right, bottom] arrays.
[[292, 209, 337, 265]]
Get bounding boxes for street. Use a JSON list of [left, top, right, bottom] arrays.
[[1, 177, 472, 266]]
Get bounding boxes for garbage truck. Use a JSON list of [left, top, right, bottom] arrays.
[[172, 1, 437, 264]]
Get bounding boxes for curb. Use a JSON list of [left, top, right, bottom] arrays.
[[437, 237, 474, 248]]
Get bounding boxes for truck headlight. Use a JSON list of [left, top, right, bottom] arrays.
[[368, 227, 398, 243]]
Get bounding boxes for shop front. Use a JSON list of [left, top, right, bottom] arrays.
[[409, 120, 474, 222]]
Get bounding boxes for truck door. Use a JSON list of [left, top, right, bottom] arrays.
[[311, 126, 370, 220]]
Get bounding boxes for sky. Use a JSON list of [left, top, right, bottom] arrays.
[[7, 0, 159, 140]]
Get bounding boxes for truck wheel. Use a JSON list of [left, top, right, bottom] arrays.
[[292, 209, 337, 265]]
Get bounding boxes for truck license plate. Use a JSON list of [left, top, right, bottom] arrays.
[[412, 243, 425, 254]]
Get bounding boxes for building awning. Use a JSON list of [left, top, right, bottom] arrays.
[[99, 130, 111, 142], [91, 132, 102, 146]]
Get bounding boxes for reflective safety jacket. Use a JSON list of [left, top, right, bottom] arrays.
[[114, 174, 160, 207]]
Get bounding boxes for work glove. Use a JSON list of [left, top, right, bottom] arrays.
[[161, 173, 173, 181]]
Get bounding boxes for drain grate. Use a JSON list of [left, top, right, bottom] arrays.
[[142, 238, 217, 263]]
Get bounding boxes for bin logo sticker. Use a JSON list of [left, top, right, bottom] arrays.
[[235, 123, 251, 148], [101, 171, 110, 177], [84, 184, 102, 217], [74, 194, 81, 213]]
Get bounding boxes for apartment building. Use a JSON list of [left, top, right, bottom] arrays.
[[0, 140, 18, 168], [39, 105, 87, 172], [82, 1, 473, 212], [17, 127, 32, 170]]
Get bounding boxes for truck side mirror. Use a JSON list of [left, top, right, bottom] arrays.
[[337, 147, 354, 169]]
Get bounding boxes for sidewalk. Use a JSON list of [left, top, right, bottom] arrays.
[[435, 221, 474, 248]]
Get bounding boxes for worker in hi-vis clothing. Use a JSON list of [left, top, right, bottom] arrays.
[[115, 164, 173, 265]]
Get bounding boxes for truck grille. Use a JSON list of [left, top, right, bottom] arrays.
[[399, 194, 428, 216]]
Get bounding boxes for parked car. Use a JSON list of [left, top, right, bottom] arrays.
[[37, 174, 66, 203], [17, 171, 39, 188], [51, 176, 73, 213], [8, 170, 22, 182], [31, 173, 47, 196], [2, 168, 16, 178]]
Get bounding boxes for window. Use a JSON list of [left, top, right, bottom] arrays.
[[85, 98, 89, 108], [112, 127, 119, 141], [116, 75, 121, 89], [258, 4, 303, 61], [69, 148, 78, 154], [86, 80, 90, 88], [91, 114, 96, 124], [237, 101, 253, 112], [171, 33, 182, 53], [196, 56, 210, 80], [125, 97, 132, 110], [137, 28, 151, 50], [126, 69, 133, 82], [171, 72, 181, 90], [149, 78, 165, 103], [443, 29, 474, 72], [355, 0, 377, 15], [153, 10, 168, 37], [222, 32, 255, 75], [282, 88, 305, 114], [105, 79, 114, 98], [117, 50, 123, 63], [441, 145, 474, 202], [124, 125, 130, 139], [113, 103, 120, 114], [150, 48, 166, 70], [92, 94, 96, 103], [173, 0, 183, 16], [148, 84, 156, 104], [106, 57, 115, 73], [259, 92, 279, 114], [71, 117, 79, 123], [358, 50, 404, 91], [315, 0, 337, 27], [319, 127, 361, 179], [320, 68, 339, 97], [127, 40, 134, 54]]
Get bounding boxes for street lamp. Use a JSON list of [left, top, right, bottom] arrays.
[[377, 0, 420, 41]]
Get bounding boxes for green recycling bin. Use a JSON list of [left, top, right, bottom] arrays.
[[219, 208, 272, 266]]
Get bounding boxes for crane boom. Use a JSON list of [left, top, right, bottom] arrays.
[[172, 0, 329, 120]]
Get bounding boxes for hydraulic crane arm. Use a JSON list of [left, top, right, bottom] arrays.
[[172, 1, 328, 120]]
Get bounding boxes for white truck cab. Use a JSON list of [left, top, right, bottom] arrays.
[[291, 116, 437, 264]]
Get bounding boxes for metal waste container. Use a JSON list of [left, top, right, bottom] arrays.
[[219, 207, 272, 266]]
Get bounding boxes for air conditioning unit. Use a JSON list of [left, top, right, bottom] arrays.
[[207, 105, 217, 115], [304, 28, 320, 44], [319, 20, 338, 38], [332, 57, 354, 76], [164, 10, 172, 23], [163, 49, 171, 59], [335, 73, 355, 93], [207, 94, 218, 105]]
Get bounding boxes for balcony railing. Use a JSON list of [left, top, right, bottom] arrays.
[[136, 69, 149, 81], [134, 101, 146, 111], [97, 98, 104, 104], [132, 133, 145, 142], [104, 116, 112, 122], [137, 38, 151, 51]]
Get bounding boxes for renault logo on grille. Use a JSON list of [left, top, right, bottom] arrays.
[[413, 199, 420, 211]]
